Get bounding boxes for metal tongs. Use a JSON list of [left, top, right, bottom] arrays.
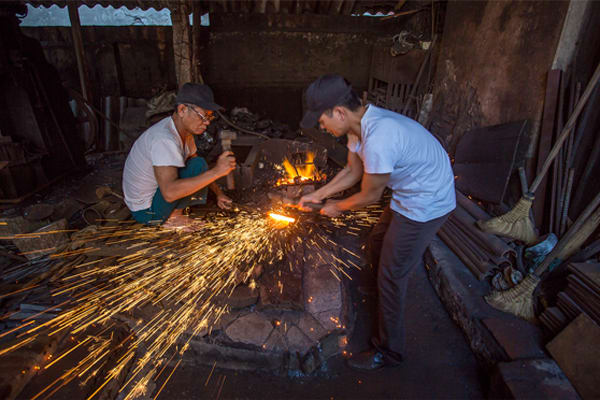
[[267, 192, 323, 212]]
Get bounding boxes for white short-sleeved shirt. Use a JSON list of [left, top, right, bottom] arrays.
[[122, 117, 193, 211], [348, 105, 455, 222]]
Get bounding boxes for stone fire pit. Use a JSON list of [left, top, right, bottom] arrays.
[[180, 139, 364, 375], [181, 231, 360, 375]]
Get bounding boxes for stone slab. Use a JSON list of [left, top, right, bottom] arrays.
[[304, 264, 342, 316], [286, 325, 314, 354], [219, 285, 258, 309], [12, 219, 69, 259], [185, 340, 284, 373], [263, 328, 286, 352], [225, 312, 273, 347], [490, 359, 579, 399], [0, 333, 59, 400], [547, 313, 600, 400], [314, 310, 342, 332], [297, 313, 327, 343], [0, 216, 47, 237], [23, 204, 54, 221], [482, 317, 546, 360], [258, 257, 303, 311]]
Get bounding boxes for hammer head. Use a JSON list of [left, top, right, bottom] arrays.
[[219, 130, 237, 141]]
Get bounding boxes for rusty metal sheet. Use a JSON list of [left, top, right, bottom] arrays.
[[547, 313, 600, 400], [453, 120, 528, 204]]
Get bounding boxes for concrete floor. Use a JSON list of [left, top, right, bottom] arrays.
[[159, 262, 485, 399]]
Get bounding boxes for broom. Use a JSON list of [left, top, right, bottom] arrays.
[[485, 189, 600, 320], [477, 61, 600, 244]]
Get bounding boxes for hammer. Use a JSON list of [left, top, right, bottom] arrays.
[[96, 186, 124, 201], [219, 130, 237, 190]]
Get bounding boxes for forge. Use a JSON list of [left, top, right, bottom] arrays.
[[180, 139, 366, 375]]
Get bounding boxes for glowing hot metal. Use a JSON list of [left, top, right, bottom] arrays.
[[268, 213, 295, 223]]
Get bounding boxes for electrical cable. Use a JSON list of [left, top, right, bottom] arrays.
[[216, 110, 270, 139]]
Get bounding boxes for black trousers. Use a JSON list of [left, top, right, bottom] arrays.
[[368, 206, 450, 364]]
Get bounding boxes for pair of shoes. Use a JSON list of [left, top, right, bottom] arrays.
[[346, 349, 385, 370], [357, 285, 377, 296]]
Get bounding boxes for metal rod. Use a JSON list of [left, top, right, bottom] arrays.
[[536, 190, 600, 275], [553, 69, 568, 233], [570, 81, 599, 168], [529, 61, 600, 194], [518, 167, 529, 196], [560, 168, 575, 236], [571, 129, 600, 212]]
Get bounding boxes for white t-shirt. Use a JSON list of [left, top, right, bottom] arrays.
[[348, 105, 455, 222], [122, 117, 193, 211]]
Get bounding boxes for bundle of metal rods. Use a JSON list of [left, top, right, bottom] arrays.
[[438, 191, 516, 280], [548, 68, 600, 237]]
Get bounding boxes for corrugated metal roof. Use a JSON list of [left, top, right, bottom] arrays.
[[27, 1, 172, 11], [25, 0, 405, 15]]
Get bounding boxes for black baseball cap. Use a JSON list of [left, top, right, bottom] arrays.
[[300, 74, 353, 129], [175, 83, 223, 111]]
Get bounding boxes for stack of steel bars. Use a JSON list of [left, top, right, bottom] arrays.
[[539, 262, 600, 335], [437, 191, 517, 280]]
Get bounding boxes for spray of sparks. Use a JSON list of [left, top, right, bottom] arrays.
[[0, 205, 382, 399]]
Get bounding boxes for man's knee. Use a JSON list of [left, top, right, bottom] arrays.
[[180, 157, 208, 179]]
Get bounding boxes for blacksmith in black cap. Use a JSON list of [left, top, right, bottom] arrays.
[[299, 74, 455, 370], [123, 83, 235, 229]]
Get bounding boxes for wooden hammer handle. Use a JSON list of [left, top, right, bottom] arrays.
[[221, 140, 235, 190], [226, 173, 235, 190]]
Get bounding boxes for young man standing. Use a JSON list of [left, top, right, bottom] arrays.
[[299, 74, 455, 370], [123, 83, 235, 228]]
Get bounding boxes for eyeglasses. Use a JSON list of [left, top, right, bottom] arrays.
[[185, 104, 215, 122]]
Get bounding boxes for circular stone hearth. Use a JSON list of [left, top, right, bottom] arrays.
[[180, 240, 362, 375]]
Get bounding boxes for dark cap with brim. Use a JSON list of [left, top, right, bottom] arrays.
[[175, 83, 223, 111], [300, 74, 352, 129]]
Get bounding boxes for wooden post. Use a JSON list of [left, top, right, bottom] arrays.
[[171, 0, 193, 87], [68, 4, 92, 102], [192, 1, 204, 84]]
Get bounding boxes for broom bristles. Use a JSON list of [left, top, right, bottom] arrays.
[[476, 196, 538, 244], [485, 274, 540, 321]]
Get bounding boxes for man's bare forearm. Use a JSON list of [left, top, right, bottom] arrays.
[[162, 169, 221, 202], [336, 189, 381, 211], [312, 167, 361, 200]]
